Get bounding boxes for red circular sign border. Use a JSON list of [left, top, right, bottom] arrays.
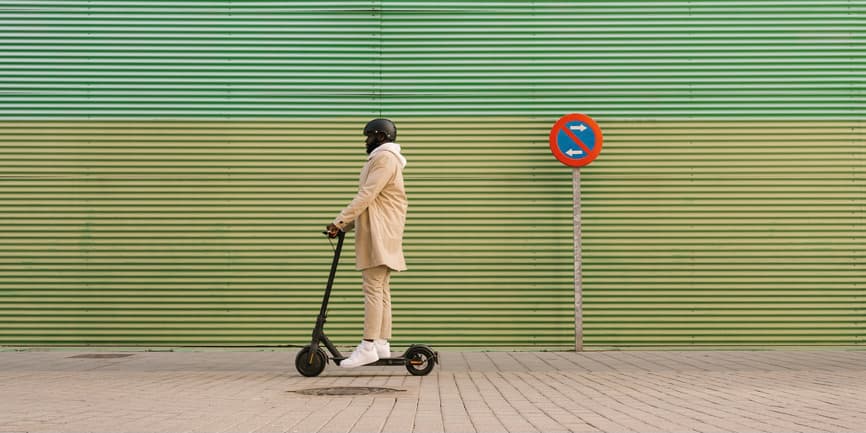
[[549, 113, 603, 168]]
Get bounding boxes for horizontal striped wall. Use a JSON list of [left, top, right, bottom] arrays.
[[0, 1, 863, 118], [0, 120, 863, 347], [0, 1, 864, 348], [583, 121, 866, 347], [0, 119, 576, 348]]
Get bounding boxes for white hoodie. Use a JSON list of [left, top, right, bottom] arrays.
[[369, 142, 407, 168]]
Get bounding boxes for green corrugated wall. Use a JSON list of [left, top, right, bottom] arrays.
[[0, 1, 863, 348]]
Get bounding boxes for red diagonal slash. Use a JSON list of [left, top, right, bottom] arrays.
[[558, 124, 592, 156]]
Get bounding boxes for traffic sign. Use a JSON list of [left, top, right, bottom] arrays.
[[549, 113, 603, 168], [549, 113, 603, 350]]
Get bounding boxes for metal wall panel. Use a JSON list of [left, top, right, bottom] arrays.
[[379, 1, 864, 118], [0, 1, 382, 118], [584, 121, 866, 347], [0, 119, 576, 347], [1, 1, 863, 118], [0, 1, 864, 347]]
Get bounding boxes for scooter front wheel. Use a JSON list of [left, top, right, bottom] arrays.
[[405, 345, 436, 376], [295, 345, 328, 377]]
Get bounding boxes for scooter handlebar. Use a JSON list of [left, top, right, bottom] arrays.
[[322, 229, 345, 239]]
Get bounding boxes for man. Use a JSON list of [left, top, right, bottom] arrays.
[[326, 118, 408, 368]]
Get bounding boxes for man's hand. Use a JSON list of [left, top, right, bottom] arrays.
[[325, 223, 340, 238]]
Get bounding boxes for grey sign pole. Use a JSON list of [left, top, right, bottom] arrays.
[[573, 167, 583, 352]]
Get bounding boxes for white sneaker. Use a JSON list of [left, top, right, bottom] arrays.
[[340, 340, 379, 368], [374, 339, 391, 359]]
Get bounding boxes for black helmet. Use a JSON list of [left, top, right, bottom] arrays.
[[364, 118, 397, 141]]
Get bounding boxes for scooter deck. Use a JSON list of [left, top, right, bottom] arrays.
[[333, 357, 409, 367]]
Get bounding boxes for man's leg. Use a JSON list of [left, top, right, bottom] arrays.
[[341, 265, 389, 369], [362, 265, 389, 340], [380, 268, 392, 340]]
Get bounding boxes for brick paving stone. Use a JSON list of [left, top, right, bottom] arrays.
[[380, 398, 417, 433]]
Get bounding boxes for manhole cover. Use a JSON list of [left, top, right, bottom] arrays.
[[292, 386, 405, 396], [68, 354, 134, 359]]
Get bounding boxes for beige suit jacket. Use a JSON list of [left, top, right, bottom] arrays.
[[333, 149, 407, 271]]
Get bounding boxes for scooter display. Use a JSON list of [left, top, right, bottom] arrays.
[[295, 230, 438, 377]]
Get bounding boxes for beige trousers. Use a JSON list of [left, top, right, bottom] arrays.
[[362, 265, 392, 340]]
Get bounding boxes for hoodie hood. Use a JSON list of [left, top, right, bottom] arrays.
[[368, 142, 407, 168]]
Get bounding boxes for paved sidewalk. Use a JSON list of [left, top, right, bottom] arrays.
[[0, 349, 864, 432]]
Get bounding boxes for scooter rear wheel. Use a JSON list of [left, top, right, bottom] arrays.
[[295, 345, 328, 377], [405, 345, 436, 376]]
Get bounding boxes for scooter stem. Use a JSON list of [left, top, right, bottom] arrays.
[[318, 230, 345, 321]]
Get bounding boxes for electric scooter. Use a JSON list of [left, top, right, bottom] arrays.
[[295, 230, 438, 377]]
